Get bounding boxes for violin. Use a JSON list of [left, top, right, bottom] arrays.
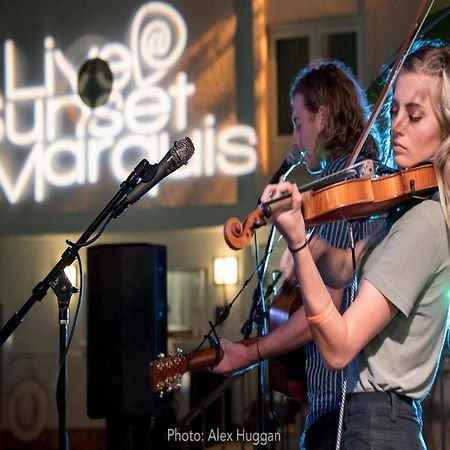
[[224, 163, 437, 250]]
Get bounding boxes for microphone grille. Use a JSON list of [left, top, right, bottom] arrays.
[[175, 136, 195, 163]]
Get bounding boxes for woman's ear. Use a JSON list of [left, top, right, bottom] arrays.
[[317, 105, 328, 132]]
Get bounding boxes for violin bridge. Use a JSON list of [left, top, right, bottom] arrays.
[[357, 159, 375, 178]]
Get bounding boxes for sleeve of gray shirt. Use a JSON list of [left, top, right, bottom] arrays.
[[362, 200, 444, 317]]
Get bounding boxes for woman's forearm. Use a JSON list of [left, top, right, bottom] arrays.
[[293, 245, 352, 369]]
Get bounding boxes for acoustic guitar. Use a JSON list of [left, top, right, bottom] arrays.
[[268, 281, 305, 401]]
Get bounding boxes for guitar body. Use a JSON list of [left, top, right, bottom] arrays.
[[268, 282, 306, 401]]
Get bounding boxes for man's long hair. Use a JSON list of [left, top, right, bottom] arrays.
[[290, 59, 379, 161]]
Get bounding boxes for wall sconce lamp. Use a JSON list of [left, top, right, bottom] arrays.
[[213, 256, 238, 285]]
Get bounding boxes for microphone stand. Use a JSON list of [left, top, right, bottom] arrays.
[[0, 159, 152, 450], [241, 160, 302, 450], [241, 225, 276, 445]]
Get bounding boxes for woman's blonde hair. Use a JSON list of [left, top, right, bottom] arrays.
[[402, 44, 450, 229]]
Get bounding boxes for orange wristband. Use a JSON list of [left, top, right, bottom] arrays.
[[306, 302, 334, 325]]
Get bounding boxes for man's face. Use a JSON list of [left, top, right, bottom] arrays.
[[291, 93, 324, 169]]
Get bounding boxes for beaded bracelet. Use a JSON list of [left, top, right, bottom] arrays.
[[288, 241, 308, 253], [306, 301, 334, 325]]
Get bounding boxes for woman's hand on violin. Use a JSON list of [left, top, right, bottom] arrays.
[[212, 339, 257, 375], [261, 182, 307, 250]]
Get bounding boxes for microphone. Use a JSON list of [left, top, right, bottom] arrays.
[[257, 146, 304, 204], [112, 137, 195, 217], [267, 146, 303, 184]]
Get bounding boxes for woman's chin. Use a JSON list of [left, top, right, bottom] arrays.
[[393, 155, 408, 169]]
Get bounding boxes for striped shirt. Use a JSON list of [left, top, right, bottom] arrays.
[[304, 153, 386, 429]]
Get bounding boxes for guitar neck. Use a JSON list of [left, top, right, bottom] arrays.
[[150, 337, 258, 393]]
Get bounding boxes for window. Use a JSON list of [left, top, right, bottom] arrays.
[[167, 269, 206, 338], [276, 37, 310, 134]]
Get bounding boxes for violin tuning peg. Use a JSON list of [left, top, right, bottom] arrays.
[[158, 353, 165, 359]]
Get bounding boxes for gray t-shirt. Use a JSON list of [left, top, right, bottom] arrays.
[[350, 197, 450, 400]]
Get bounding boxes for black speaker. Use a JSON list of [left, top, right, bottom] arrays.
[[87, 243, 168, 418]]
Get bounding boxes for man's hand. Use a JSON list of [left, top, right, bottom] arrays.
[[212, 339, 258, 375]]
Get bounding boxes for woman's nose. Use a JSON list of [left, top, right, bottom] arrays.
[[391, 113, 404, 137]]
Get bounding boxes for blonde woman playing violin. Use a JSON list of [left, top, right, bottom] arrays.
[[258, 44, 450, 449], [216, 59, 386, 449]]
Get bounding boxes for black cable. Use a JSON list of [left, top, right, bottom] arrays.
[[66, 214, 113, 249]]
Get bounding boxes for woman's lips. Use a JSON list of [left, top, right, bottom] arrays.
[[393, 142, 406, 153]]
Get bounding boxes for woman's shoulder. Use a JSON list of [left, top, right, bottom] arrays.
[[403, 197, 443, 223], [393, 196, 446, 240]]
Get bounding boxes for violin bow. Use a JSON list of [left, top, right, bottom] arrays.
[[346, 0, 435, 169]]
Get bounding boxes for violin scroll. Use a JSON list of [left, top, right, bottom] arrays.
[[223, 209, 268, 250]]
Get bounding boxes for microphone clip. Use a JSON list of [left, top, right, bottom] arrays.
[[141, 164, 159, 183]]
